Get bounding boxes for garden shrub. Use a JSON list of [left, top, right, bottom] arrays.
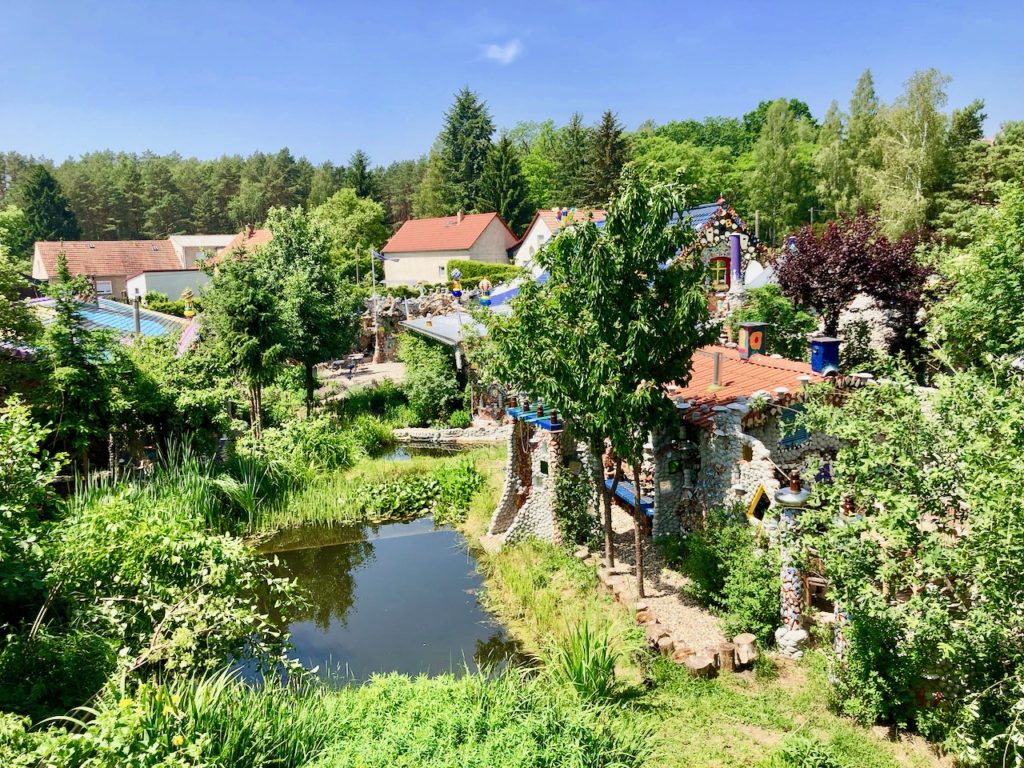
[[797, 371, 1024, 763], [237, 415, 360, 475], [728, 284, 817, 360], [669, 506, 780, 645], [347, 414, 395, 455], [331, 380, 406, 421], [47, 479, 303, 677], [446, 408, 472, 429], [396, 333, 461, 426], [446, 259, 523, 289], [0, 630, 114, 722], [554, 466, 599, 546]]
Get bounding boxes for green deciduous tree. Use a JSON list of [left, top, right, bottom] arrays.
[[263, 207, 363, 413], [476, 135, 533, 234], [815, 101, 855, 218], [0, 206, 33, 266], [0, 253, 41, 346], [747, 99, 802, 245], [869, 69, 951, 236], [489, 170, 714, 596], [12, 165, 80, 244], [929, 184, 1024, 369], [202, 246, 289, 437], [311, 188, 390, 283]]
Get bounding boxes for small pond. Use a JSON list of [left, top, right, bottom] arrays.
[[257, 516, 520, 680]]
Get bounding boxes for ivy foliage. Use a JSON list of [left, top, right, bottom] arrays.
[[396, 333, 462, 426]]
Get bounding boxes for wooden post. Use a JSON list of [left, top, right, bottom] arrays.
[[718, 642, 737, 674]]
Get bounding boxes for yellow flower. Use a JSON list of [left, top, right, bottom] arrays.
[[170, 694, 181, 706], [163, 705, 176, 716], [118, 697, 134, 710], [172, 734, 185, 747]]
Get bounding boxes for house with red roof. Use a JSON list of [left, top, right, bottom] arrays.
[[32, 234, 236, 299], [380, 212, 517, 286], [513, 208, 607, 270]]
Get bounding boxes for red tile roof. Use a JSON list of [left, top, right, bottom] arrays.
[[536, 208, 606, 234], [34, 240, 181, 279], [665, 346, 822, 428], [382, 213, 515, 253], [208, 228, 273, 265]]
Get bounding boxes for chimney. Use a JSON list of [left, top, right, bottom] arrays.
[[457, 210, 463, 224], [709, 351, 723, 391], [809, 337, 841, 375], [738, 322, 769, 359]]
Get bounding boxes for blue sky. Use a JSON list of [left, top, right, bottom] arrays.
[[2, 0, 1022, 166]]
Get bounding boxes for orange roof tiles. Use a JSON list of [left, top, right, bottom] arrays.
[[208, 228, 273, 265], [536, 208, 606, 234], [382, 213, 514, 253], [665, 345, 821, 427], [35, 240, 181, 279]]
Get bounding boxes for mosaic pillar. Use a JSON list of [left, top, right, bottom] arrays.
[[775, 479, 810, 659]]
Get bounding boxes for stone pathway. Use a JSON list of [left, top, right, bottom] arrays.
[[582, 507, 726, 658], [320, 361, 406, 395]]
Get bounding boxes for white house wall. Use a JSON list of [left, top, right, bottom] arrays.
[[127, 270, 211, 300], [383, 218, 515, 286]]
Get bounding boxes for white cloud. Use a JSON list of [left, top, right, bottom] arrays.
[[483, 39, 522, 65]]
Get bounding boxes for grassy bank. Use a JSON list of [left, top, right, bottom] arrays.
[[458, 449, 944, 768], [257, 450, 486, 530], [8, 669, 649, 768]]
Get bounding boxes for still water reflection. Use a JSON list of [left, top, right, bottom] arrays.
[[258, 516, 520, 680]]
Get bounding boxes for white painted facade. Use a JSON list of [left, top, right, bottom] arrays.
[[127, 270, 211, 300], [513, 217, 555, 269], [169, 234, 235, 268], [383, 218, 515, 286]]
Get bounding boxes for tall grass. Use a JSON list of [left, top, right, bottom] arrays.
[[41, 668, 652, 768], [546, 621, 620, 701]]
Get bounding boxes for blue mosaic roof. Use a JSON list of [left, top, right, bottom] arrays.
[[31, 297, 187, 338]]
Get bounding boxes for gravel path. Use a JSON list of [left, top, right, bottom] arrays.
[[598, 507, 726, 651]]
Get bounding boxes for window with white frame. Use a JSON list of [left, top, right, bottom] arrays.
[[95, 280, 113, 295]]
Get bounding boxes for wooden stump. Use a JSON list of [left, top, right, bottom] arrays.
[[734, 633, 758, 667], [718, 642, 737, 674], [657, 635, 675, 656], [645, 622, 669, 649], [684, 654, 717, 678]]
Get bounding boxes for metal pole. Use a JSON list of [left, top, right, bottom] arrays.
[[132, 295, 141, 336], [371, 250, 380, 364], [754, 210, 760, 240], [809, 207, 815, 226]]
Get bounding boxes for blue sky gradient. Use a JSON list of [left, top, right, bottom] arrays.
[[2, 0, 1022, 165]]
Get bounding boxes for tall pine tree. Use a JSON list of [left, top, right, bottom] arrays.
[[551, 113, 592, 206], [477, 136, 533, 234], [846, 69, 881, 209], [585, 110, 629, 205], [747, 99, 800, 245], [436, 87, 495, 213], [345, 150, 377, 199], [12, 165, 80, 243]]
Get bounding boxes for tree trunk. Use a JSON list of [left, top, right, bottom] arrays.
[[107, 432, 116, 480], [605, 461, 623, 568], [631, 460, 646, 599], [249, 383, 263, 439], [733, 633, 759, 667], [304, 362, 316, 418], [589, 438, 614, 567]]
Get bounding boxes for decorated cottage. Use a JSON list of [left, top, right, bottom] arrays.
[[484, 331, 856, 547]]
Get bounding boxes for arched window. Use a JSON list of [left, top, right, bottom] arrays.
[[708, 257, 731, 290]]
